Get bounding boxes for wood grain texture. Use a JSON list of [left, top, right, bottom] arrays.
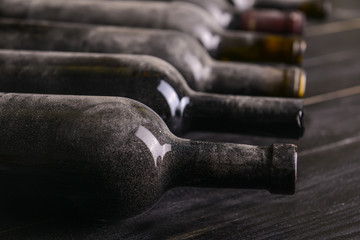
[[1, 0, 360, 239]]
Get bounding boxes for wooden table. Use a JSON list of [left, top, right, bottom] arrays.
[[1, 0, 360, 239]]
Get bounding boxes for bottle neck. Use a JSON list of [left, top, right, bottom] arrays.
[[230, 10, 304, 35], [214, 30, 306, 65], [209, 61, 306, 98], [253, 0, 331, 19], [297, 0, 331, 19], [170, 139, 297, 195], [184, 92, 304, 138]]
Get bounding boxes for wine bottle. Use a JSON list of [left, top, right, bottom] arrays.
[[231, 0, 331, 19], [0, 50, 304, 138], [53, 0, 305, 34], [0, 19, 306, 98], [0, 0, 306, 64], [0, 92, 297, 218]]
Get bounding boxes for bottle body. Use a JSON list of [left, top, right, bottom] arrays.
[[0, 93, 297, 218], [0, 50, 304, 138], [0, 93, 178, 218], [0, 0, 305, 64], [0, 19, 306, 98]]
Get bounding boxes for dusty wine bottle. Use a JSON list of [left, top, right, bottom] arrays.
[[0, 50, 304, 138], [231, 0, 331, 19], [0, 93, 297, 218], [56, 0, 305, 34], [0, 0, 306, 64], [0, 19, 306, 98]]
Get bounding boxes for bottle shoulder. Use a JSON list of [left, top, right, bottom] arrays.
[[166, 2, 224, 50], [88, 26, 211, 81], [182, 0, 235, 27]]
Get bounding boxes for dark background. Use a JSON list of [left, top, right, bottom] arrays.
[[1, 0, 360, 239]]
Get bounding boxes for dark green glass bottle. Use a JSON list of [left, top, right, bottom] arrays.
[[0, 50, 304, 138], [0, 93, 298, 218]]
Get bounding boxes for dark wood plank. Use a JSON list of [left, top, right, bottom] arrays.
[[304, 50, 360, 96], [305, 0, 360, 26], [305, 27, 360, 59]]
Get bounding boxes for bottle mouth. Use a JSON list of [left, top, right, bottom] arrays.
[[285, 67, 307, 98], [322, 1, 333, 18], [298, 71, 307, 98], [287, 11, 305, 35], [292, 39, 307, 64], [297, 110, 305, 136], [305, 0, 332, 19], [270, 144, 298, 195]]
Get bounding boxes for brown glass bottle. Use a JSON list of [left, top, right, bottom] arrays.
[[0, 93, 297, 218], [0, 0, 306, 64], [0, 19, 306, 98], [0, 50, 304, 138]]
